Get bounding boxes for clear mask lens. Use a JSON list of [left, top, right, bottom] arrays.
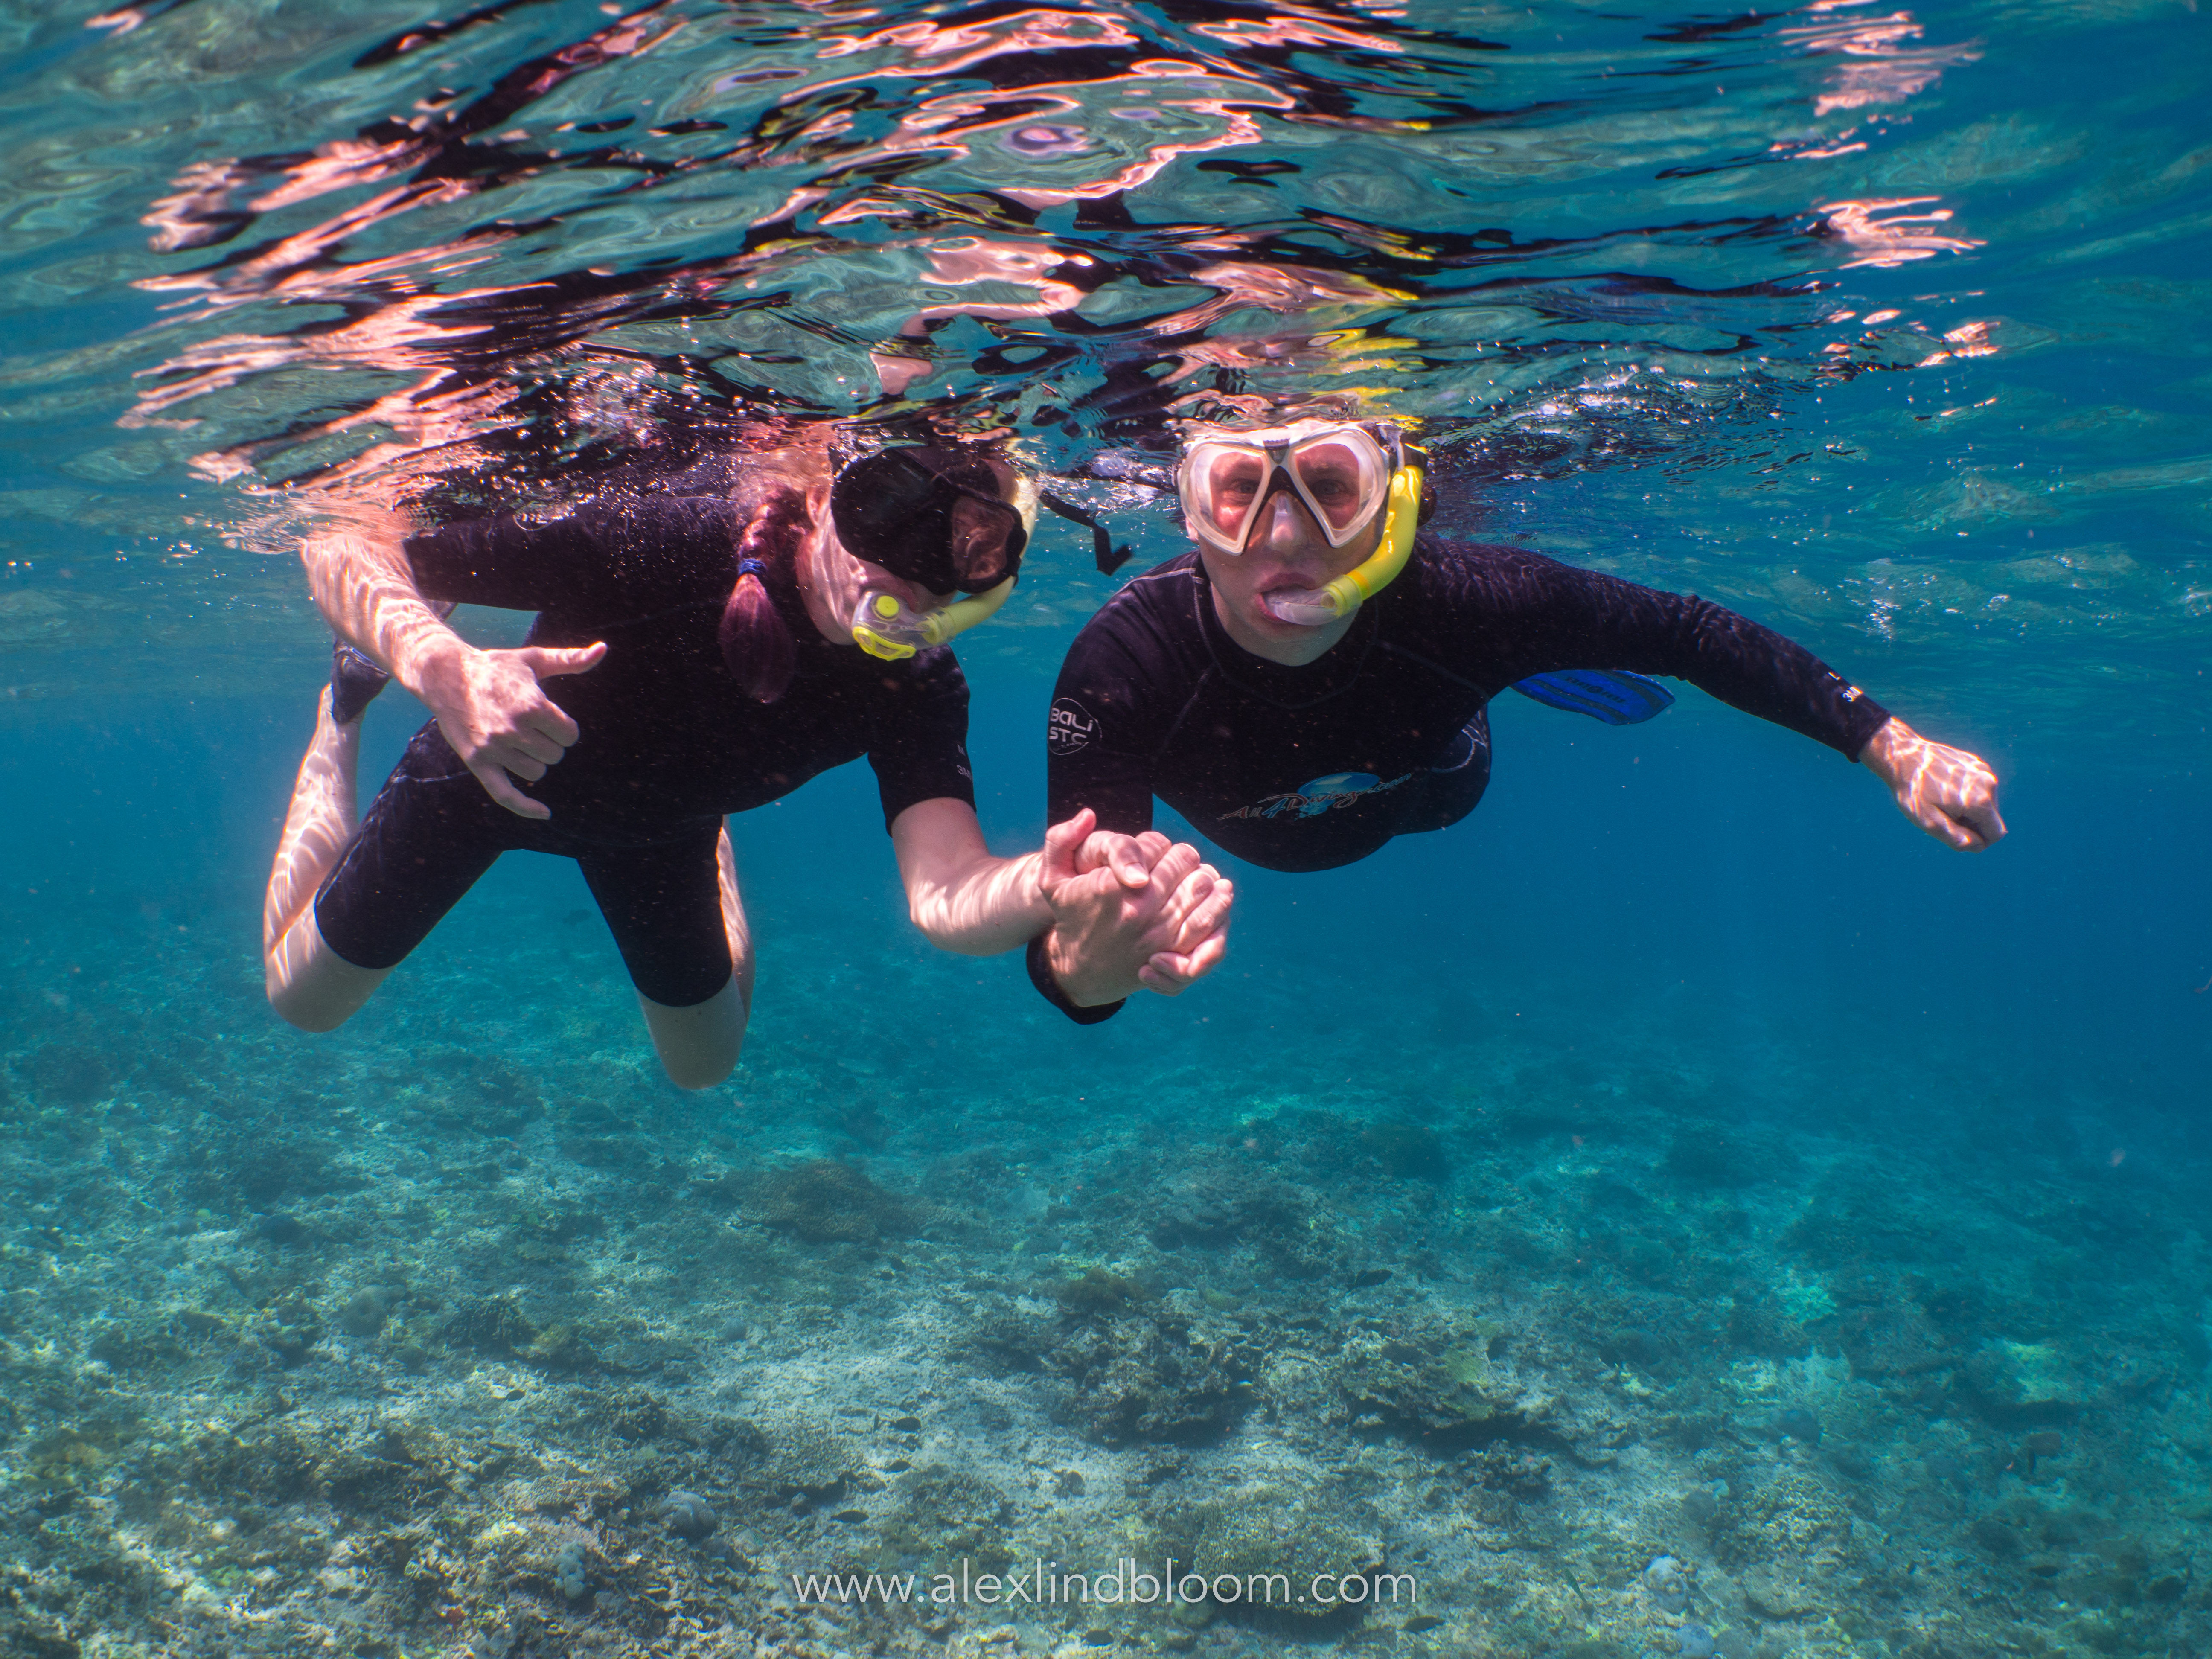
[[1181, 425, 1392, 553]]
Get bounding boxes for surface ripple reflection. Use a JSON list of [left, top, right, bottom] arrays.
[[0, 0, 2202, 738]]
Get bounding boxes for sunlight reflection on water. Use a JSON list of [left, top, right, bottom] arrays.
[[0, 0, 2201, 745]]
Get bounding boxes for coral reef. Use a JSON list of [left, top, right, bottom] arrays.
[[742, 1158, 927, 1244], [1, 893, 2207, 1659], [1191, 1485, 1386, 1625]]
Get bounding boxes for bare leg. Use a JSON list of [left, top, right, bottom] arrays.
[[264, 689, 393, 1030], [717, 822, 757, 1015], [638, 979, 745, 1089], [635, 824, 753, 1089]]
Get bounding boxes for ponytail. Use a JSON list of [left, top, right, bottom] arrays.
[[718, 484, 809, 703]]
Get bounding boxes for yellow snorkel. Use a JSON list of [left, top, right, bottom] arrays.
[[1259, 457, 1425, 627], [851, 575, 1017, 661]]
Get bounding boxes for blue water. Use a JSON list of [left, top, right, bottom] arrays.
[[2, 2, 2210, 1656]]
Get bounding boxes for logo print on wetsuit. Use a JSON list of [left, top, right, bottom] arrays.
[[1221, 770, 1411, 821], [1047, 696, 1098, 755]]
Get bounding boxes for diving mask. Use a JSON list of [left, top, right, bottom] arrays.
[[1177, 419, 1425, 626], [830, 445, 1031, 595], [831, 442, 1037, 659]]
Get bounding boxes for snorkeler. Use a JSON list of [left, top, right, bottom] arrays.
[[1033, 409, 2005, 1019], [262, 434, 1232, 1084]]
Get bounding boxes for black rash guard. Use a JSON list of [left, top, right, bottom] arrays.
[[1037, 539, 1889, 1018], [312, 493, 974, 1007]]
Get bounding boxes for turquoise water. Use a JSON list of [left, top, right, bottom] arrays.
[[2, 2, 2210, 1656]]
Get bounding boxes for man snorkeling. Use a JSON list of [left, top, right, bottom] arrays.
[[263, 431, 1232, 1083], [1033, 406, 2005, 1019]]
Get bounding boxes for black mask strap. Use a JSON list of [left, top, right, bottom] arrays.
[[1039, 491, 1133, 576]]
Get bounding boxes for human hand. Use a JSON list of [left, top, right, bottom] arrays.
[[1038, 809, 1234, 1004], [1069, 821, 1173, 888], [1077, 826, 1233, 995], [1858, 717, 2006, 851], [1133, 855, 1234, 996], [415, 639, 608, 819]]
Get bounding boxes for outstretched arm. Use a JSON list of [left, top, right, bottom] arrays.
[[301, 508, 604, 819], [891, 799, 1232, 995], [1449, 550, 2006, 851], [893, 796, 1059, 955], [1858, 717, 2006, 850]]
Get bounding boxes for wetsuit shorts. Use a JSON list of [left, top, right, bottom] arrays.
[[313, 754, 733, 1008]]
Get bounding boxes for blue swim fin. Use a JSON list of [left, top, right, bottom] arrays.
[[1510, 669, 1675, 725]]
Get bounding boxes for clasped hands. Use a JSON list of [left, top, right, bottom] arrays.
[[1037, 808, 1234, 1007]]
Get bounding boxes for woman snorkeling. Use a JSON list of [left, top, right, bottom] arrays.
[[1036, 405, 2003, 1018], [262, 429, 1232, 1083]]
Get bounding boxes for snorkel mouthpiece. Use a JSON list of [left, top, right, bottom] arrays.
[[1261, 461, 1425, 626], [851, 577, 1016, 661]]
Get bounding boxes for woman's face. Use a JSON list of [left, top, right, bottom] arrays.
[[795, 448, 1026, 648]]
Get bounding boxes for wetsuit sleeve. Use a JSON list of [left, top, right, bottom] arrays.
[[1045, 615, 1161, 838], [402, 498, 738, 612], [402, 512, 600, 611], [1035, 609, 1177, 1025], [1460, 549, 1892, 757], [867, 646, 976, 832]]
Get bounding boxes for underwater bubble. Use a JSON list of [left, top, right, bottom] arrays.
[[998, 123, 1092, 158]]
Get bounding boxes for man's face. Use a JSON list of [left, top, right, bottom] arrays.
[[1193, 472, 1385, 652]]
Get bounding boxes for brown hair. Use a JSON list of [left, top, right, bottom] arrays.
[[718, 478, 813, 703]]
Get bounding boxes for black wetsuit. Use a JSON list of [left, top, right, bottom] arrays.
[[1037, 539, 1889, 1018], [314, 495, 975, 1007]]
